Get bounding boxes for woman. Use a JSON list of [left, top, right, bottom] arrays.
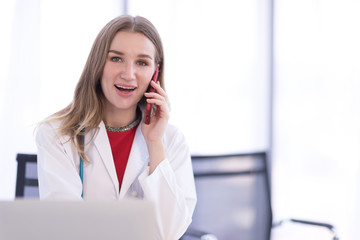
[[36, 15, 196, 240]]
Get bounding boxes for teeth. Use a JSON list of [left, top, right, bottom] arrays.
[[115, 85, 135, 90]]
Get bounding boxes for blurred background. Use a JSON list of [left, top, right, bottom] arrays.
[[0, 0, 359, 239]]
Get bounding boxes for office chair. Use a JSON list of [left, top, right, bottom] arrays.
[[180, 152, 339, 240], [15, 153, 39, 198]]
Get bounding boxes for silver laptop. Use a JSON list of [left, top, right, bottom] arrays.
[[0, 200, 159, 240]]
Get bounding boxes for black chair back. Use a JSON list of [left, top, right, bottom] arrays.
[[15, 154, 39, 198], [188, 152, 272, 240]]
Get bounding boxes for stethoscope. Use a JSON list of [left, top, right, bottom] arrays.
[[79, 134, 85, 198]]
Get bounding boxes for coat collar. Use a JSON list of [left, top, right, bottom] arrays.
[[119, 125, 149, 198], [93, 122, 119, 195], [93, 121, 149, 198]]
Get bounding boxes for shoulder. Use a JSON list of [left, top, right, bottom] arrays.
[[36, 118, 62, 135], [35, 119, 67, 145], [165, 123, 185, 137], [163, 123, 188, 148]]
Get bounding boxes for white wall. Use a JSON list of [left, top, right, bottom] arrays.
[[1, 0, 270, 198], [127, 0, 271, 154], [0, 0, 123, 200], [0, 0, 17, 200], [272, 1, 360, 239]]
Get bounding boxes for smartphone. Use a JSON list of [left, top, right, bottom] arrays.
[[145, 67, 159, 124]]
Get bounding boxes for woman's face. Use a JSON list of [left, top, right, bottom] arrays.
[[101, 31, 157, 115]]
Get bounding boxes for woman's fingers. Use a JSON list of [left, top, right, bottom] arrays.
[[144, 82, 170, 119], [146, 98, 169, 109], [149, 81, 168, 100], [144, 92, 166, 102], [144, 82, 169, 105], [145, 96, 169, 114]]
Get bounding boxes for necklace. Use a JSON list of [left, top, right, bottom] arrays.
[[105, 116, 141, 132]]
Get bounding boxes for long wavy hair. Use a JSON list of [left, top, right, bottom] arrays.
[[47, 15, 165, 162]]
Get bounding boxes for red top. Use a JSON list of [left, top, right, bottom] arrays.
[[106, 126, 138, 192]]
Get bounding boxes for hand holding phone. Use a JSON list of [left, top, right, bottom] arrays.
[[145, 67, 159, 124]]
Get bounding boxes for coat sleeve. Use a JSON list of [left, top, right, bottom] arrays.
[[36, 122, 83, 200], [138, 126, 197, 240]]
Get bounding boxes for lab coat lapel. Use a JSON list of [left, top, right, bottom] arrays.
[[93, 122, 120, 196], [119, 126, 149, 198]]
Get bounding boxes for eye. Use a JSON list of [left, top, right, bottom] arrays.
[[136, 60, 148, 66], [110, 57, 122, 62]]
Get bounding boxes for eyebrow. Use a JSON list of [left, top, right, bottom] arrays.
[[108, 50, 153, 60]]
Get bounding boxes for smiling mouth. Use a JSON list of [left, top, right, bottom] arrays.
[[114, 84, 137, 92]]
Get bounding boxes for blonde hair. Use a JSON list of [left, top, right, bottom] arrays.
[[46, 15, 165, 162]]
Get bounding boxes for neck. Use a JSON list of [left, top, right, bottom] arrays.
[[103, 106, 138, 128]]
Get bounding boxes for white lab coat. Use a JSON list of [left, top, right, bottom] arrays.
[[35, 119, 197, 240]]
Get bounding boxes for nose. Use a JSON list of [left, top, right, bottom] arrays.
[[121, 62, 136, 81]]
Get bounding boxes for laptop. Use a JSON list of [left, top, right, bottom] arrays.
[[0, 199, 159, 240]]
